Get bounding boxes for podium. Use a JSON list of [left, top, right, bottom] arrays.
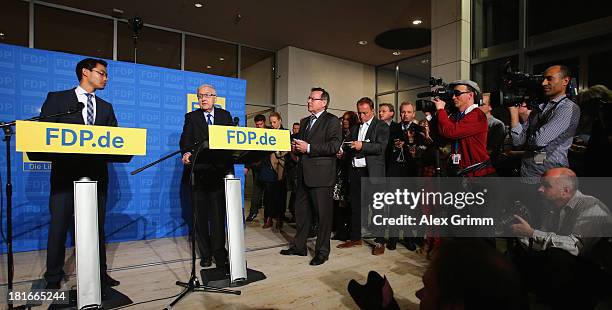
[[16, 121, 145, 309]]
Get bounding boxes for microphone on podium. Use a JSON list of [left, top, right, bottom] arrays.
[[233, 117, 240, 126], [69, 102, 85, 114]]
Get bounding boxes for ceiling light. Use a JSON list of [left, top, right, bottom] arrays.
[[206, 65, 212, 69], [357, 40, 368, 46], [392, 51, 401, 56], [194, 3, 203, 8], [421, 59, 429, 64], [219, 57, 225, 61], [412, 19, 423, 25]]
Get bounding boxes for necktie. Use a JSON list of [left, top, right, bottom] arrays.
[[85, 93, 94, 125], [206, 113, 213, 125], [456, 112, 465, 121], [305, 115, 316, 135]]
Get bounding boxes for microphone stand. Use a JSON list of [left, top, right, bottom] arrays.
[[0, 107, 83, 310], [130, 141, 240, 310]]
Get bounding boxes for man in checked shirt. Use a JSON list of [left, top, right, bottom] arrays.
[[509, 65, 580, 225], [511, 167, 612, 310]]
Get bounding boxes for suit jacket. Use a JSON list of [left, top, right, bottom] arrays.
[[39, 88, 118, 185], [385, 121, 402, 170], [297, 111, 342, 187], [179, 107, 234, 185], [347, 117, 389, 178]]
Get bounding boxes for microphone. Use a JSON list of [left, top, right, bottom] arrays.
[[69, 102, 85, 114], [233, 117, 240, 126]]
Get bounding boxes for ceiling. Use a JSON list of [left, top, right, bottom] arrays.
[[39, 0, 431, 66]]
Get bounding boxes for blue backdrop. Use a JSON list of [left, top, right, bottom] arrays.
[[0, 43, 247, 253]]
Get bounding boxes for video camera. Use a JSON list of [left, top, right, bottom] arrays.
[[416, 77, 457, 113], [499, 65, 544, 108]]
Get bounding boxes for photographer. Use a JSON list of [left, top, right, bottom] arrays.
[[509, 65, 580, 183], [511, 167, 612, 309], [432, 80, 496, 177]]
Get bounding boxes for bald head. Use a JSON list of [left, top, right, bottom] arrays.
[[539, 168, 578, 207]]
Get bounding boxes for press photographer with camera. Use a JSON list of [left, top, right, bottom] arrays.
[[432, 80, 496, 177], [509, 65, 580, 182]]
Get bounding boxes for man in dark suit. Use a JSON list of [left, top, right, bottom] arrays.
[[337, 97, 389, 249], [180, 84, 234, 271], [39, 58, 119, 289], [280, 87, 342, 266]]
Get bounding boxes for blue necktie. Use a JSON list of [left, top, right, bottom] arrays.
[[206, 113, 213, 125], [85, 93, 94, 125]]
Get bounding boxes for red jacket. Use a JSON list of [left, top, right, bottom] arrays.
[[437, 106, 496, 176]]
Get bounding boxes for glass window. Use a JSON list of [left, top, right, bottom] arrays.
[[528, 1, 611, 36], [246, 105, 274, 127], [241, 47, 274, 107], [117, 22, 181, 70], [184, 35, 237, 77], [588, 50, 612, 88], [377, 63, 396, 93], [0, 1, 29, 47], [473, 0, 519, 52], [398, 54, 431, 91], [34, 5, 113, 59]]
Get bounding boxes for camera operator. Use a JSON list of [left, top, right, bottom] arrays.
[[432, 80, 496, 177], [510, 167, 612, 309], [509, 65, 580, 183]]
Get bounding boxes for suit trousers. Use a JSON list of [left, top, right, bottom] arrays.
[[293, 180, 333, 258], [193, 186, 228, 266], [45, 181, 108, 283], [349, 167, 368, 241]]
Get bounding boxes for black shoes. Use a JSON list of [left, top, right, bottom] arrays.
[[45, 280, 61, 290], [103, 273, 120, 287], [386, 238, 397, 250], [246, 210, 259, 222], [309, 255, 328, 266], [200, 257, 213, 268], [280, 247, 307, 256]]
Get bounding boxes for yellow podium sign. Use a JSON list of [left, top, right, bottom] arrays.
[[15, 121, 147, 155], [208, 125, 291, 151]]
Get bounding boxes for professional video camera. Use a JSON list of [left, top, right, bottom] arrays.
[[416, 77, 457, 113], [499, 65, 544, 108]]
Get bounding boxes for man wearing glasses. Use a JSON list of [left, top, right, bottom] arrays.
[[432, 80, 496, 177], [180, 84, 234, 272], [280, 87, 342, 266], [39, 58, 120, 290]]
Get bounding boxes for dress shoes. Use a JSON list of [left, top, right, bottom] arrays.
[[399, 238, 417, 251], [200, 257, 213, 268], [372, 243, 385, 255], [336, 239, 363, 248], [103, 273, 121, 287], [309, 255, 328, 266], [386, 239, 397, 250], [280, 247, 307, 256], [245, 210, 258, 222], [45, 280, 61, 290], [262, 218, 273, 229]]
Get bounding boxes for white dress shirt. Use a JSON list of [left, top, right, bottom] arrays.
[[353, 117, 372, 167]]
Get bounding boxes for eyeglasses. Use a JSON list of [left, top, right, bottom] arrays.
[[451, 90, 471, 97], [197, 94, 217, 99], [307, 97, 325, 101], [90, 69, 108, 77]]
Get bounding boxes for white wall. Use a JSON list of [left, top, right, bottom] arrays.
[[276, 46, 375, 127]]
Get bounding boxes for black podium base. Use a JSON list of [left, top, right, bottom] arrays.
[[200, 268, 266, 288]]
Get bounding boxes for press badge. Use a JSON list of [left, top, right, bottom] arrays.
[[451, 154, 461, 164], [534, 152, 546, 164]]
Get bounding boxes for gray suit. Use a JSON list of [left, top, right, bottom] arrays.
[[292, 111, 342, 258], [346, 117, 389, 241]]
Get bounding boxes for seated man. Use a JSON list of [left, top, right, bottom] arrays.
[[511, 167, 612, 309]]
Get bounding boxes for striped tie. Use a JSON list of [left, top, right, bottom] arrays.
[[206, 113, 213, 125], [85, 93, 94, 125]]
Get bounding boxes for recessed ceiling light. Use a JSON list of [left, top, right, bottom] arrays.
[[194, 3, 203, 8], [392, 51, 402, 56], [421, 59, 429, 64], [206, 65, 212, 69], [357, 40, 368, 46], [412, 19, 423, 25], [0, 32, 5, 37], [219, 57, 225, 61]]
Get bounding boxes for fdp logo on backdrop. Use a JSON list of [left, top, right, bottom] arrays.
[[186, 94, 226, 113]]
